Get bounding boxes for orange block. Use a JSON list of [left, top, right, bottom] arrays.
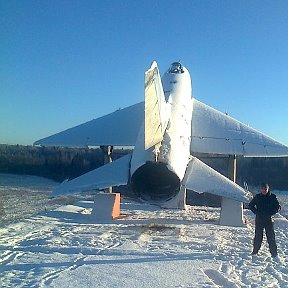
[[91, 192, 121, 220], [112, 193, 120, 219]]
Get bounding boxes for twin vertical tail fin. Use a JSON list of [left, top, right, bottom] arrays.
[[144, 61, 167, 150]]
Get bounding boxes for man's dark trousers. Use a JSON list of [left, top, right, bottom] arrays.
[[253, 216, 277, 257]]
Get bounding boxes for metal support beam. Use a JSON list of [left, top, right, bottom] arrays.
[[100, 145, 113, 193], [227, 154, 236, 182], [220, 155, 244, 226]]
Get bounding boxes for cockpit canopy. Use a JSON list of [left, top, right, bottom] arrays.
[[169, 62, 184, 74]]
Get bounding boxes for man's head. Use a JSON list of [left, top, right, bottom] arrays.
[[261, 183, 270, 195]]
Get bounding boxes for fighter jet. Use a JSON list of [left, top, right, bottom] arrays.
[[35, 61, 288, 208]]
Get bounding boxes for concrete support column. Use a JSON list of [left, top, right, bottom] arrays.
[[100, 145, 113, 193], [227, 154, 236, 182], [100, 145, 113, 165], [219, 155, 244, 226]]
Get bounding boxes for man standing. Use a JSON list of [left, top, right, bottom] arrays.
[[249, 183, 280, 258]]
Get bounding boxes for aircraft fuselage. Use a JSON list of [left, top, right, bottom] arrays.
[[131, 62, 192, 203]]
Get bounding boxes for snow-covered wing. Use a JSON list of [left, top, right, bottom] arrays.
[[191, 99, 288, 156], [52, 154, 132, 196], [35, 102, 144, 147], [183, 157, 250, 202]]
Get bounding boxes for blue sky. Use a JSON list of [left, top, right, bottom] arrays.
[[1, 0, 288, 146]]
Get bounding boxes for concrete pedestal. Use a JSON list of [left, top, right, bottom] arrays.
[[219, 198, 244, 227], [91, 192, 120, 220], [219, 155, 244, 226]]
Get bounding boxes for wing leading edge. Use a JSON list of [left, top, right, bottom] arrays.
[[191, 99, 288, 157], [34, 102, 144, 147]]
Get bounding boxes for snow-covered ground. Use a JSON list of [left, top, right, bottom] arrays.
[[0, 174, 59, 226], [1, 195, 288, 287]]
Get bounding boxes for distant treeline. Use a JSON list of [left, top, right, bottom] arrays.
[[0, 144, 130, 182], [0, 144, 288, 190]]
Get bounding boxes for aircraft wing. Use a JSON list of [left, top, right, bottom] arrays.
[[34, 102, 144, 147], [52, 153, 132, 196], [183, 157, 250, 202], [191, 99, 288, 156]]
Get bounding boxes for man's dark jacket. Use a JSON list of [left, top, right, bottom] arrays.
[[248, 192, 280, 218]]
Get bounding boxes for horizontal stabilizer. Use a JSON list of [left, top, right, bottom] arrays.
[[183, 157, 250, 202], [191, 99, 288, 157], [35, 103, 144, 147], [52, 154, 132, 196]]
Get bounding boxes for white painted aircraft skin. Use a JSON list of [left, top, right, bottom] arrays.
[[35, 62, 288, 208], [130, 62, 193, 204]]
